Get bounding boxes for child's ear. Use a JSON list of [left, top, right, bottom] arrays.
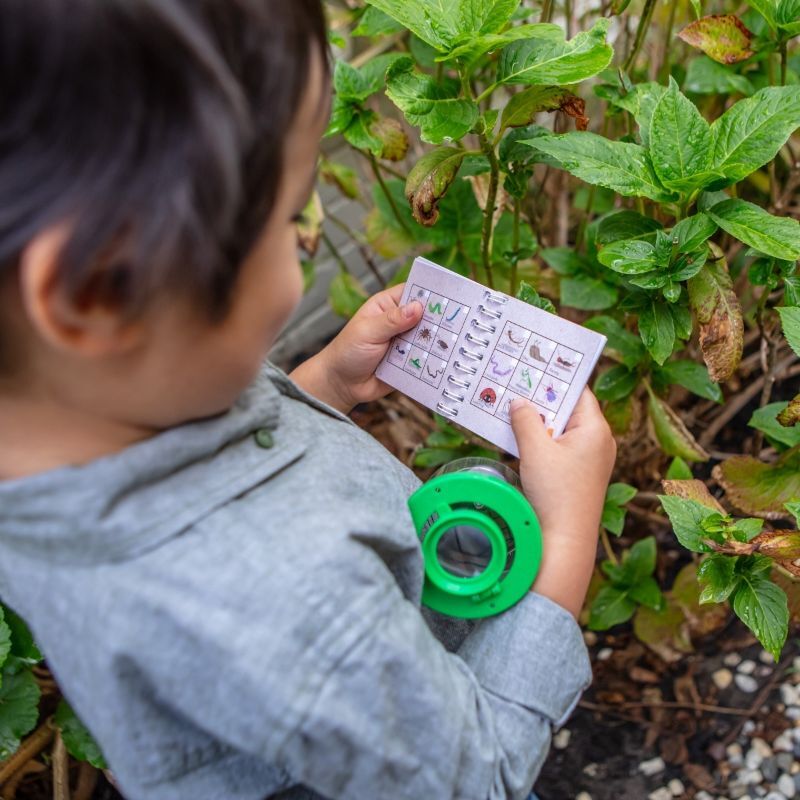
[[18, 227, 144, 358]]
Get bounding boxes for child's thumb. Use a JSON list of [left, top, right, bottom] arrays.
[[509, 399, 549, 461], [376, 300, 423, 341]]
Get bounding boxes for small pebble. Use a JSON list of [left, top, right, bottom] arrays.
[[695, 791, 713, 800], [759, 666, 774, 677], [753, 738, 774, 758], [744, 720, 757, 735], [762, 757, 779, 782], [787, 708, 800, 721], [583, 763, 600, 778], [727, 784, 748, 799], [597, 647, 613, 661], [583, 631, 597, 646], [778, 773, 796, 798], [576, 793, 592, 800], [764, 793, 787, 800], [553, 729, 571, 749], [746, 748, 765, 770], [736, 674, 760, 693], [714, 668, 734, 690], [725, 653, 743, 667], [776, 733, 795, 753], [739, 660, 757, 675], [648, 789, 672, 800], [639, 756, 666, 776], [728, 743, 744, 766], [761, 651, 777, 664], [738, 768, 764, 785], [778, 753, 796, 771], [795, 773, 800, 791], [782, 685, 800, 706], [668, 778, 685, 796]]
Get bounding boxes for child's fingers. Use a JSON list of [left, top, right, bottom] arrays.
[[563, 389, 603, 433], [361, 298, 423, 344], [509, 399, 550, 461]]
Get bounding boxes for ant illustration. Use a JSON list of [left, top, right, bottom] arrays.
[[479, 387, 497, 406], [556, 354, 575, 369]]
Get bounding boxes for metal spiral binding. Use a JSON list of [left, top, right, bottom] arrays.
[[465, 331, 491, 347], [442, 387, 464, 403], [477, 303, 503, 320], [452, 359, 477, 376], [471, 318, 496, 334], [447, 374, 471, 389]]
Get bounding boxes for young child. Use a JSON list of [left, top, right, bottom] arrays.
[[0, 1, 616, 798]]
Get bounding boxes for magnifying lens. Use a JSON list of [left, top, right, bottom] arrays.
[[408, 457, 543, 619]]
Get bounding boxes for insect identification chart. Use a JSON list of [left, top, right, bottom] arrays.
[[376, 257, 607, 457]]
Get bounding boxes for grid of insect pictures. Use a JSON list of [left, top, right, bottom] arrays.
[[386, 283, 470, 389], [471, 319, 585, 429]]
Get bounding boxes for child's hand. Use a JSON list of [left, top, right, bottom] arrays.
[[509, 390, 616, 617], [289, 284, 423, 415]]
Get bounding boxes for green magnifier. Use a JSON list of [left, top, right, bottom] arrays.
[[408, 458, 543, 619]]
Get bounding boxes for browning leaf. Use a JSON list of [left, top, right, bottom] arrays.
[[371, 116, 410, 162], [466, 173, 508, 231], [752, 529, 800, 560], [678, 15, 755, 64], [296, 191, 324, 257], [405, 147, 466, 226], [661, 479, 726, 513], [778, 393, 800, 427], [648, 390, 710, 462], [688, 246, 744, 381], [560, 94, 589, 131]]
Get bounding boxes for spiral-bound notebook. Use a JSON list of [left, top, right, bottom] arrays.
[[375, 257, 607, 457]]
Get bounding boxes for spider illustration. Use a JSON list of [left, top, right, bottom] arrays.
[[479, 387, 497, 406], [417, 327, 433, 342], [507, 329, 525, 345], [436, 339, 449, 351]]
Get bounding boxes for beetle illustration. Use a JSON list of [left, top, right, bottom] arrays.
[[436, 338, 449, 351], [479, 387, 497, 406]]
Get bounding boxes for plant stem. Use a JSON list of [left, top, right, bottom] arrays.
[[623, 0, 657, 73], [478, 133, 500, 289], [321, 230, 351, 275], [658, 0, 678, 82], [368, 151, 411, 235], [600, 526, 618, 565], [780, 39, 788, 85], [326, 211, 387, 289], [475, 83, 498, 105], [511, 197, 521, 295], [540, 0, 554, 23], [565, 0, 573, 38]]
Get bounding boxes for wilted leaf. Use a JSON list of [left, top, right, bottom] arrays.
[[777, 307, 800, 357], [634, 599, 693, 662], [661, 479, 726, 513], [385, 57, 478, 145], [713, 449, 800, 519], [405, 147, 466, 226], [687, 248, 743, 381], [319, 159, 359, 199], [708, 199, 800, 262], [371, 116, 410, 161], [648, 391, 710, 462], [678, 15, 755, 64], [329, 270, 368, 319], [752, 529, 800, 560], [778, 394, 800, 427], [497, 19, 613, 86], [500, 86, 585, 131], [296, 191, 324, 257]]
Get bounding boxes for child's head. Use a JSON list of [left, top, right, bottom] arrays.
[[0, 0, 329, 429]]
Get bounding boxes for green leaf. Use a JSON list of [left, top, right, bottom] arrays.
[[516, 281, 556, 313], [650, 78, 715, 191], [687, 254, 744, 382], [0, 609, 9, 674], [353, 5, 405, 36], [714, 449, 800, 519], [595, 210, 663, 245], [678, 15, 755, 64], [385, 57, 478, 145], [598, 239, 658, 274], [364, 0, 520, 50], [526, 133, 674, 202], [707, 199, 800, 261], [607, 482, 638, 506], [585, 315, 646, 367], [497, 18, 613, 85], [602, 484, 637, 533], [659, 495, 715, 551], [0, 661, 40, 759], [589, 584, 637, 629], [329, 271, 367, 319], [749, 402, 800, 449], [685, 56, 754, 96], [1, 609, 41, 665], [748, 0, 779, 29], [595, 365, 639, 403], [623, 536, 658, 585], [499, 85, 577, 132], [784, 276, 800, 306], [444, 23, 561, 63], [710, 86, 800, 184], [778, 0, 800, 25], [777, 307, 800, 357], [628, 576, 664, 610], [320, 160, 359, 200], [648, 391, 710, 462], [55, 700, 107, 769], [639, 301, 676, 365], [786, 500, 800, 526], [697, 553, 739, 603], [778, 394, 800, 428], [666, 456, 694, 480], [560, 276, 618, 310], [655, 360, 723, 402], [672, 213, 718, 252], [540, 247, 592, 275], [732, 573, 789, 660], [405, 147, 466, 226], [732, 517, 765, 542]]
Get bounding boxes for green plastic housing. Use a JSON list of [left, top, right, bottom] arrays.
[[408, 471, 543, 618]]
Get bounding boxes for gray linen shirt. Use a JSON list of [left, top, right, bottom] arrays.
[[0, 363, 591, 800]]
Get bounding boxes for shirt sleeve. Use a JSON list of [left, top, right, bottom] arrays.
[[130, 530, 592, 800]]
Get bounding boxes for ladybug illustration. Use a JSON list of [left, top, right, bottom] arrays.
[[479, 387, 497, 406]]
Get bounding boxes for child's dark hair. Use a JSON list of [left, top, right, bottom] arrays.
[[0, 0, 329, 319]]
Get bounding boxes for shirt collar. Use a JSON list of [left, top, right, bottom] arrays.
[[0, 363, 315, 565]]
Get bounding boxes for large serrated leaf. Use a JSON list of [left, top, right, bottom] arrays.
[[732, 573, 789, 660], [710, 86, 800, 184], [524, 133, 675, 202], [639, 301, 676, 365], [648, 391, 710, 462], [713, 449, 800, 519], [777, 307, 800, 357], [708, 199, 800, 261], [678, 15, 755, 64], [405, 147, 466, 226], [497, 18, 613, 86], [55, 700, 107, 769], [650, 78, 714, 190], [687, 250, 743, 381], [385, 57, 478, 145], [659, 495, 716, 551], [499, 85, 577, 131], [661, 478, 726, 512]]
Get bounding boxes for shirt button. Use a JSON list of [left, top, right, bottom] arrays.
[[254, 428, 274, 449]]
